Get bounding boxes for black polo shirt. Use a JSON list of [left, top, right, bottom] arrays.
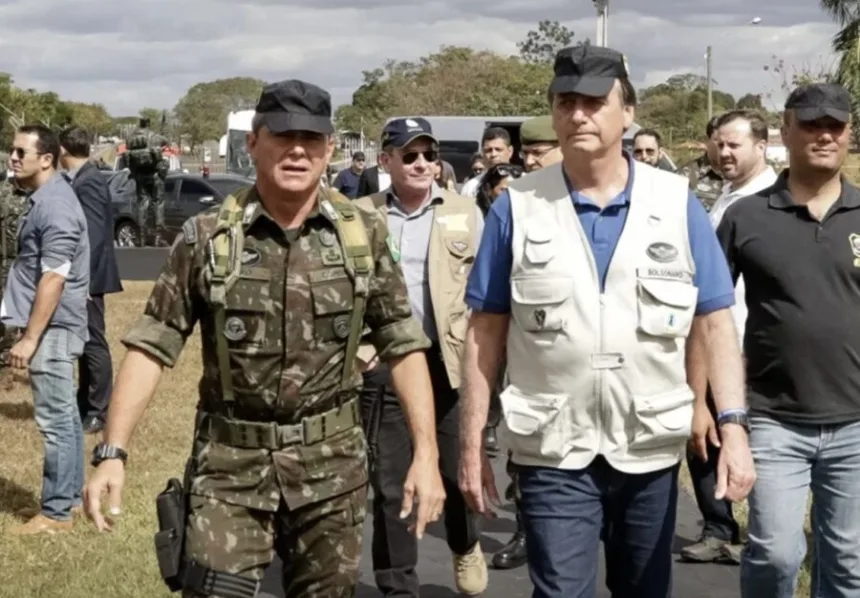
[[716, 171, 860, 424]]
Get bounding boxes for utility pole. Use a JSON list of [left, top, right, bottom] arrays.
[[594, 0, 608, 46], [706, 45, 713, 119]]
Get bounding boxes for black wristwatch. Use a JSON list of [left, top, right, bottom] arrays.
[[91, 443, 129, 467], [717, 411, 750, 433]]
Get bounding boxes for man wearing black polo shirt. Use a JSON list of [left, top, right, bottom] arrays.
[[717, 83, 860, 598]]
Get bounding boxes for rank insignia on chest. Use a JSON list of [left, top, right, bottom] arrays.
[[386, 234, 401, 263], [321, 247, 345, 266], [332, 314, 351, 339], [533, 308, 546, 328], [223, 316, 247, 341]]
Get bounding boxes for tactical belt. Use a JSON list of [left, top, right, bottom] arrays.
[[182, 561, 259, 598], [196, 398, 360, 450]]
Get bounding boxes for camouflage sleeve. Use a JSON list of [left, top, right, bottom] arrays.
[[360, 206, 431, 361], [121, 219, 202, 367]]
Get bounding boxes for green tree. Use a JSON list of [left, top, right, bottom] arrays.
[[335, 43, 558, 140], [67, 103, 114, 139], [173, 77, 266, 149], [518, 20, 578, 64], [737, 93, 764, 110]]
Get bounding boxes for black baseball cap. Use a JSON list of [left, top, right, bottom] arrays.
[[254, 79, 334, 135], [785, 83, 852, 123], [381, 117, 437, 149], [549, 45, 630, 97]]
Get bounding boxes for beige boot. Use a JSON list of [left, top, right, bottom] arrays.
[[453, 542, 489, 595]]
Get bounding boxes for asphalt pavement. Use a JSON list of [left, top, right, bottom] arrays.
[[117, 248, 741, 597]]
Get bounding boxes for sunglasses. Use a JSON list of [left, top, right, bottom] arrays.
[[495, 165, 523, 178], [10, 147, 40, 159], [401, 149, 439, 165]]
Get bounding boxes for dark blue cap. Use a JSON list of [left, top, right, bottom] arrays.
[[550, 45, 630, 98], [381, 117, 438, 149]]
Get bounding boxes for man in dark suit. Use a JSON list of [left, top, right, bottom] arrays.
[[59, 127, 123, 434], [355, 154, 390, 198]]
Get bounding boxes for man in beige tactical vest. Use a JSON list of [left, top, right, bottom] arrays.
[[488, 114, 563, 573], [355, 117, 488, 597], [458, 46, 756, 598], [83, 80, 446, 598]]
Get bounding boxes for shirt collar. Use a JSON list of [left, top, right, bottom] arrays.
[[241, 186, 339, 232], [564, 150, 635, 207], [768, 169, 860, 210], [383, 182, 445, 210], [720, 166, 777, 199]]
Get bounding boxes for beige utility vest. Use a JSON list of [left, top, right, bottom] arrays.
[[356, 190, 478, 389], [502, 161, 697, 475]]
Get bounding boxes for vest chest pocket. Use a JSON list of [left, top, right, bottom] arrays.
[[500, 385, 569, 460], [636, 272, 698, 338], [444, 236, 474, 279], [309, 271, 355, 344], [524, 223, 556, 265], [511, 277, 573, 341], [223, 276, 270, 347]]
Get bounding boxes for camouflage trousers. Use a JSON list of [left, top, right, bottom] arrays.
[[182, 485, 367, 598], [135, 187, 165, 246]]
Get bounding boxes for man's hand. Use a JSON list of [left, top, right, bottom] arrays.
[[714, 424, 756, 502], [8, 336, 38, 370], [400, 453, 445, 539], [459, 446, 500, 518], [83, 460, 126, 532], [689, 402, 720, 462]]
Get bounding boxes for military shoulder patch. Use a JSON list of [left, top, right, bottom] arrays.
[[386, 234, 400, 263], [182, 218, 197, 244]]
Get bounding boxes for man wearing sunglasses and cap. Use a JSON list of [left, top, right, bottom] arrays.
[[459, 45, 755, 597], [354, 117, 488, 597], [84, 80, 446, 598], [716, 83, 860, 598]]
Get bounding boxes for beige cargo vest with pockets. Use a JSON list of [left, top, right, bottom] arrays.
[[503, 160, 697, 475], [355, 189, 478, 389]]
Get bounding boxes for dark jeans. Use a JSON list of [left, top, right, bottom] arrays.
[[359, 348, 480, 597], [518, 457, 679, 598], [685, 388, 739, 543], [77, 295, 113, 423]]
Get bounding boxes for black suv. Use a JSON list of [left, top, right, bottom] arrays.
[[111, 172, 254, 247]]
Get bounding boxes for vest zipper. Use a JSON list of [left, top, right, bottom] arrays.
[[597, 293, 606, 455]]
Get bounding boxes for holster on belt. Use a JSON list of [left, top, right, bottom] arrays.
[[154, 476, 187, 592]]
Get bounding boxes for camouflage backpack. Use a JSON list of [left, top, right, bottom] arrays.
[[205, 187, 374, 406]]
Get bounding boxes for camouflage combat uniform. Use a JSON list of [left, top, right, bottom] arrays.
[[127, 132, 167, 246], [0, 178, 28, 364], [121, 185, 429, 598], [676, 153, 724, 211]]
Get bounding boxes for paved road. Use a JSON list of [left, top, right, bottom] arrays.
[[117, 248, 741, 597], [256, 453, 740, 598]]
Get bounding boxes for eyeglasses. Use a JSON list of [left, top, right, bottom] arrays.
[[401, 149, 438, 165]]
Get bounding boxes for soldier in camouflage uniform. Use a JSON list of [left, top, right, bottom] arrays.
[[0, 150, 29, 370], [675, 115, 724, 211], [83, 80, 446, 598], [127, 119, 168, 246]]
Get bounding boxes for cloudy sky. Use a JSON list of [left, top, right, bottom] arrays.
[[0, 0, 840, 117]]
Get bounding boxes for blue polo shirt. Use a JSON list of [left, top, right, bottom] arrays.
[[466, 158, 735, 315]]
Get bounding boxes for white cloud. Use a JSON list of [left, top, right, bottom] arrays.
[[0, 0, 840, 117]]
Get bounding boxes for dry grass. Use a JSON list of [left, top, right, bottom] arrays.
[[0, 282, 198, 598], [0, 281, 818, 597], [844, 153, 860, 185]]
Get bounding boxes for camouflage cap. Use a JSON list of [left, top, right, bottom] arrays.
[[520, 116, 556, 144]]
